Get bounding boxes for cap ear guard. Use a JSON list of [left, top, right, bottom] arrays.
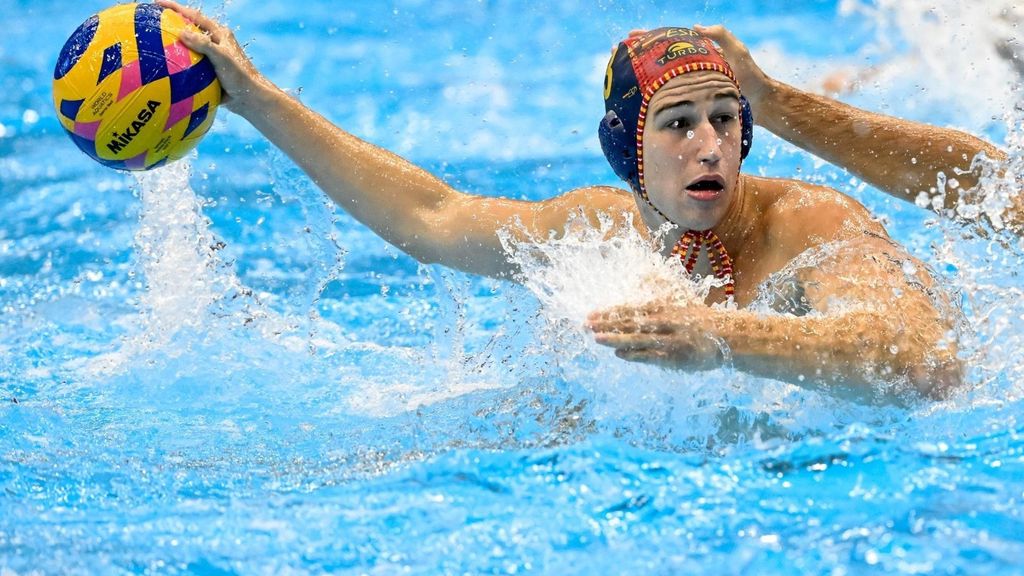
[[739, 95, 754, 161], [598, 109, 639, 191]]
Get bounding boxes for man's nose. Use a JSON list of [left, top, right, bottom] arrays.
[[694, 119, 722, 165]]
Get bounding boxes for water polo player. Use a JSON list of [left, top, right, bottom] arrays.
[[158, 0, 964, 402]]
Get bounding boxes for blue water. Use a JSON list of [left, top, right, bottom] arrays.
[[4, 0, 1024, 573]]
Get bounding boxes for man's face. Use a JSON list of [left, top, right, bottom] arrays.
[[640, 71, 743, 231]]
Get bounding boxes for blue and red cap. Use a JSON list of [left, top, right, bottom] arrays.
[[598, 27, 754, 216]]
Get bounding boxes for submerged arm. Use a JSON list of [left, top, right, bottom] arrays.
[[588, 243, 962, 402], [710, 297, 960, 402]]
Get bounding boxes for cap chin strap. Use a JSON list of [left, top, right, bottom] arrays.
[[640, 191, 736, 301], [671, 229, 735, 300]]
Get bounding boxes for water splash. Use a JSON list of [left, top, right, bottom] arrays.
[[957, 105, 1024, 233], [839, 0, 1023, 129], [778, 0, 1024, 410], [79, 161, 300, 376], [502, 212, 712, 326], [934, 128, 1024, 405], [497, 213, 899, 449]]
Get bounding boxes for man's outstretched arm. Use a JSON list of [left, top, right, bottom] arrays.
[[158, 1, 631, 280], [697, 25, 1010, 217]]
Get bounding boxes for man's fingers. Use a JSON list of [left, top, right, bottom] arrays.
[[157, 0, 261, 112], [157, 0, 226, 43], [614, 347, 672, 366], [593, 332, 661, 349], [694, 24, 727, 42], [587, 303, 681, 335], [696, 25, 728, 48], [695, 24, 748, 56], [157, 0, 204, 28], [586, 313, 657, 335], [615, 348, 649, 362], [587, 315, 639, 333], [177, 27, 218, 58]]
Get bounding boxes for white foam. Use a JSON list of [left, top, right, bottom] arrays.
[[838, 0, 1022, 128], [501, 212, 713, 327], [83, 160, 296, 376]]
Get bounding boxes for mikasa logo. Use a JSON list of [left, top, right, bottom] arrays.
[[106, 100, 161, 154]]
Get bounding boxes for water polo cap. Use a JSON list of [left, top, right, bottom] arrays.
[[598, 27, 754, 207], [598, 27, 752, 301]]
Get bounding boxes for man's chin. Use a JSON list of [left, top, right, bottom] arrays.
[[676, 207, 728, 232]]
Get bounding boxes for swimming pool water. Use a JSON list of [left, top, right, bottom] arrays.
[[3, 0, 1024, 573]]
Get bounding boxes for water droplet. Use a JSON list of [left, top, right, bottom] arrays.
[[686, 130, 695, 139]]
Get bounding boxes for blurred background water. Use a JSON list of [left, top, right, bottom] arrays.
[[2, 0, 1024, 573]]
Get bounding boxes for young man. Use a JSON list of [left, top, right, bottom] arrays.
[[158, 1, 962, 402]]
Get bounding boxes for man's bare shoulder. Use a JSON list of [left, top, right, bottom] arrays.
[[745, 175, 887, 246], [534, 185, 640, 232], [555, 185, 636, 210]]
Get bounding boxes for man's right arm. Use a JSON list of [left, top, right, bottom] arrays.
[[158, 1, 633, 280], [697, 25, 1011, 221]]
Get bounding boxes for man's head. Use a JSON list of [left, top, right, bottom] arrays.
[[599, 27, 753, 231]]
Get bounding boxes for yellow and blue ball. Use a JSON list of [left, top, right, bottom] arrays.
[[53, 3, 220, 171]]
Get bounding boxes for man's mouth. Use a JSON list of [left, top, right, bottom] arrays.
[[685, 176, 726, 200]]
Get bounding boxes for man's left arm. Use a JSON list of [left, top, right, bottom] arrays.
[[587, 237, 963, 403], [697, 25, 1017, 229]]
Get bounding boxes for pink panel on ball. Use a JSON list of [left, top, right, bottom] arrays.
[[117, 60, 143, 101], [164, 40, 193, 74], [165, 97, 194, 131], [73, 119, 102, 140], [124, 151, 149, 170]]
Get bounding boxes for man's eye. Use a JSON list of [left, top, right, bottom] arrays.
[[714, 114, 737, 124], [667, 119, 691, 130]]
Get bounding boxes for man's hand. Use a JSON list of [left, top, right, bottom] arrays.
[[619, 26, 774, 117], [157, 0, 274, 114], [586, 301, 725, 371], [694, 25, 773, 114]]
